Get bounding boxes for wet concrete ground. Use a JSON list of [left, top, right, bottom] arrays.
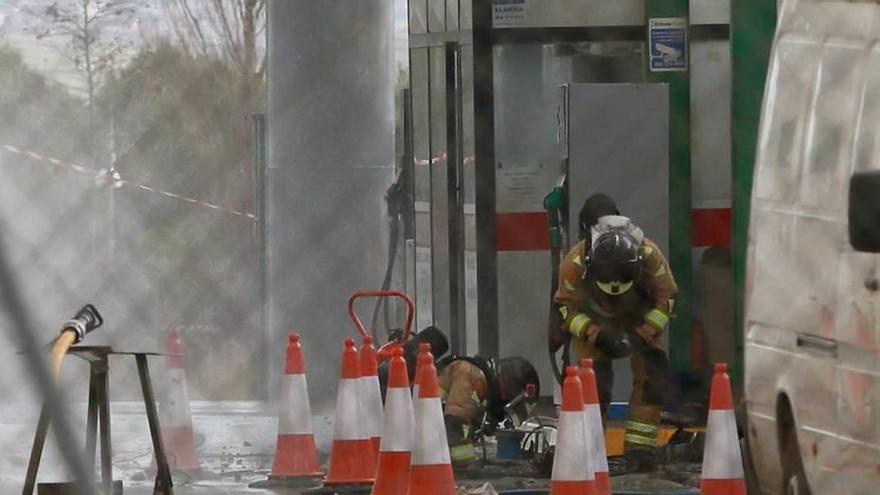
[[2, 476, 698, 495], [0, 402, 698, 494]]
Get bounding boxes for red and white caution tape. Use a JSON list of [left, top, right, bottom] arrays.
[[1, 144, 257, 221], [413, 154, 474, 166]]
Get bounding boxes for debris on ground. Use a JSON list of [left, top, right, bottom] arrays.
[[612, 472, 695, 491], [458, 482, 499, 495]]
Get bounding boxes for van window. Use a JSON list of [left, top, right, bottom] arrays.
[[853, 46, 880, 173], [800, 40, 863, 212], [755, 36, 819, 203]]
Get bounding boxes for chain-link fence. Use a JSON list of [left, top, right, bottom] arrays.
[[0, 2, 278, 488], [0, 142, 264, 402]]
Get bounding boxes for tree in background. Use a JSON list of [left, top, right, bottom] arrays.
[[164, 0, 265, 113], [1, 2, 267, 397], [100, 41, 258, 205], [0, 45, 90, 164], [22, 0, 139, 132], [95, 41, 264, 398], [0, 45, 99, 362], [161, 0, 267, 215]]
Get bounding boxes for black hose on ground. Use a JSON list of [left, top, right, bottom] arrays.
[[545, 180, 570, 386], [370, 174, 407, 340], [548, 241, 569, 386]]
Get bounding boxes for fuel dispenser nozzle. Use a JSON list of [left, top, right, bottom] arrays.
[[543, 183, 567, 250]]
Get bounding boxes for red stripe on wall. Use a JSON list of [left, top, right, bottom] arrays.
[[495, 208, 731, 252], [496, 212, 550, 251], [692, 208, 731, 247]]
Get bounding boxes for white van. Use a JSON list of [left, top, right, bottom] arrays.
[[745, 1, 880, 494]]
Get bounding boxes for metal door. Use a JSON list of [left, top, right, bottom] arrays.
[[409, 42, 468, 353], [563, 82, 670, 401]]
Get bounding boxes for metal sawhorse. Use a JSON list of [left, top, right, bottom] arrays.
[[22, 347, 174, 495]]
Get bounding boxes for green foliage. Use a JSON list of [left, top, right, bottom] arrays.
[[0, 45, 90, 162], [0, 38, 264, 399], [100, 41, 263, 208]]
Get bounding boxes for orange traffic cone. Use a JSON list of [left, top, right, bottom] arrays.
[[360, 336, 385, 458], [324, 338, 376, 486], [371, 347, 414, 495], [407, 351, 457, 495], [700, 363, 746, 495], [411, 341, 431, 399], [269, 334, 323, 480], [551, 366, 595, 495], [579, 359, 610, 495], [157, 329, 201, 476]]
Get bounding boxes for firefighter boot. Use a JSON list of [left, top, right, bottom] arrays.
[[625, 445, 660, 473]]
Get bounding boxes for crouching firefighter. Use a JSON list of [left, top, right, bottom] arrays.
[[554, 193, 677, 471], [437, 355, 539, 468], [379, 326, 540, 467]]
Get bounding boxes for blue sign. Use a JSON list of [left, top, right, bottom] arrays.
[[649, 18, 688, 72]]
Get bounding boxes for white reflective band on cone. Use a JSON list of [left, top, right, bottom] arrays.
[[164, 368, 193, 425], [380, 388, 415, 452], [360, 375, 384, 438], [333, 379, 367, 441], [279, 374, 314, 435], [701, 410, 745, 479], [552, 411, 594, 482], [584, 404, 609, 472], [412, 397, 451, 465]]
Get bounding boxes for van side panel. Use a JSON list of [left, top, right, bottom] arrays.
[[746, 2, 880, 493]]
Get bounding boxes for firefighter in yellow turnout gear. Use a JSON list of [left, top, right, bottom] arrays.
[[554, 193, 678, 471], [437, 356, 539, 467], [381, 326, 540, 468]]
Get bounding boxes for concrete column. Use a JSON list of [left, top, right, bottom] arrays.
[[268, 0, 395, 413]]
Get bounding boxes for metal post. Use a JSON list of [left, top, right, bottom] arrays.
[[731, 0, 776, 386], [446, 42, 467, 354], [645, 0, 693, 372], [136, 354, 174, 495], [401, 88, 415, 242], [85, 363, 100, 469], [251, 113, 268, 399], [473, 0, 499, 358], [97, 359, 112, 495], [21, 407, 50, 495]]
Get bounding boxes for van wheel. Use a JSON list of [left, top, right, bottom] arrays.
[[780, 417, 811, 495]]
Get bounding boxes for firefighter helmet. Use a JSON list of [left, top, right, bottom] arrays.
[[587, 230, 642, 296]]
